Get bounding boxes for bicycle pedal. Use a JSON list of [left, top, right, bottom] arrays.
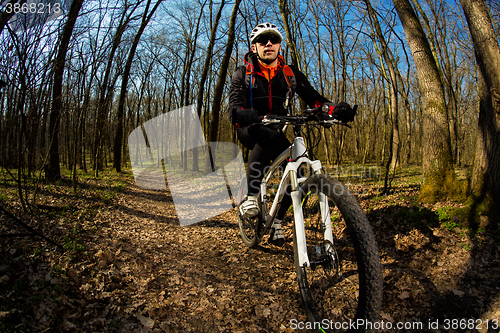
[[269, 237, 285, 247], [269, 228, 285, 247]]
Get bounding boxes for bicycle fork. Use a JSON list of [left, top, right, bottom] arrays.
[[259, 136, 335, 268], [288, 160, 334, 269]]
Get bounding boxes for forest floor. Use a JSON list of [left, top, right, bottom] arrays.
[[0, 166, 499, 332]]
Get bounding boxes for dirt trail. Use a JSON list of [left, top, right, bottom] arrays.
[[93, 182, 306, 332], [1, 176, 499, 332]]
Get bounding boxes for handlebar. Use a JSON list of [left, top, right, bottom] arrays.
[[261, 106, 352, 128]]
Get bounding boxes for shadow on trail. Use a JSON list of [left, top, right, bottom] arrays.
[[359, 184, 421, 202], [121, 185, 174, 204], [367, 204, 500, 332], [451, 226, 500, 332], [196, 217, 236, 229]]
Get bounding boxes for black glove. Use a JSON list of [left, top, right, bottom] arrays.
[[330, 102, 356, 123], [231, 108, 261, 127]]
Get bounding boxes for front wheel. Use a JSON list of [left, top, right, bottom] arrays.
[[294, 175, 382, 332]]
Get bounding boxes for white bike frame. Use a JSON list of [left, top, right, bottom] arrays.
[[259, 135, 335, 268]]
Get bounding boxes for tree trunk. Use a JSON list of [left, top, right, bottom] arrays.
[[209, 0, 241, 144], [364, 0, 400, 186], [95, 2, 139, 174], [47, 0, 84, 180], [392, 0, 459, 202], [113, 0, 163, 173], [193, 0, 224, 172], [279, 0, 300, 69], [420, 0, 460, 164], [206, 0, 241, 172], [460, 0, 500, 222]]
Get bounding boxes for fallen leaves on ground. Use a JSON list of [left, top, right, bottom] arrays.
[[0, 173, 499, 332]]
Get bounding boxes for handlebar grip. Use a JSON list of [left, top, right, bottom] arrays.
[[304, 105, 323, 114], [231, 107, 237, 125]]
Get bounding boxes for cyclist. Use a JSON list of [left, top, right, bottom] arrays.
[[228, 22, 355, 246]]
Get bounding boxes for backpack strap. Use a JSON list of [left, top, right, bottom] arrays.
[[282, 65, 296, 92], [282, 65, 296, 111], [245, 63, 256, 109]]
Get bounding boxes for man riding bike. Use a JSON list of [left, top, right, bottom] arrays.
[[228, 22, 355, 246]]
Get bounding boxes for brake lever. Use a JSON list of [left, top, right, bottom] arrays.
[[303, 106, 322, 115], [322, 119, 351, 128], [261, 117, 282, 125]]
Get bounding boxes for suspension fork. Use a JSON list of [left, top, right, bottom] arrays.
[[290, 168, 310, 268], [319, 191, 334, 244], [309, 168, 332, 246], [292, 161, 335, 268]]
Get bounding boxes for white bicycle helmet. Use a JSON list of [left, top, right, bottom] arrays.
[[250, 22, 283, 44]]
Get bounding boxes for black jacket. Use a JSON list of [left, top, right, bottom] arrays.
[[228, 51, 330, 123]]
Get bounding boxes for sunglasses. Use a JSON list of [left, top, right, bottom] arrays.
[[255, 34, 281, 45]]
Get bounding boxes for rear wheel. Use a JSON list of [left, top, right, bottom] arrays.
[[294, 175, 382, 332]]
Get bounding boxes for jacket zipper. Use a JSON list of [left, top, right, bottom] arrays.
[[268, 68, 272, 113]]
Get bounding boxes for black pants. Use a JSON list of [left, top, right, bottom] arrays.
[[237, 124, 292, 219]]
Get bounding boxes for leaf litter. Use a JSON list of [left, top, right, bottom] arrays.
[[0, 174, 499, 332]]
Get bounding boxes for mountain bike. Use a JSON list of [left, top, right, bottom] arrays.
[[236, 106, 383, 332]]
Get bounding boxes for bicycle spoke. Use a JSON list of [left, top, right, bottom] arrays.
[[294, 175, 382, 332], [301, 193, 362, 322]]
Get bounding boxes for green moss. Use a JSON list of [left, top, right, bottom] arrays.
[[418, 166, 465, 204], [458, 168, 500, 232], [452, 193, 499, 230]]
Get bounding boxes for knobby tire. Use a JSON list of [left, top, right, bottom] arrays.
[[294, 174, 382, 333]]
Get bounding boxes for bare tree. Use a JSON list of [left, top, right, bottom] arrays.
[[460, 0, 500, 221], [411, 0, 460, 164], [46, 0, 85, 180], [192, 0, 226, 172], [278, 0, 300, 68], [392, 0, 460, 202], [363, 0, 400, 190], [207, 0, 242, 170], [113, 0, 164, 173], [93, 0, 142, 174]]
